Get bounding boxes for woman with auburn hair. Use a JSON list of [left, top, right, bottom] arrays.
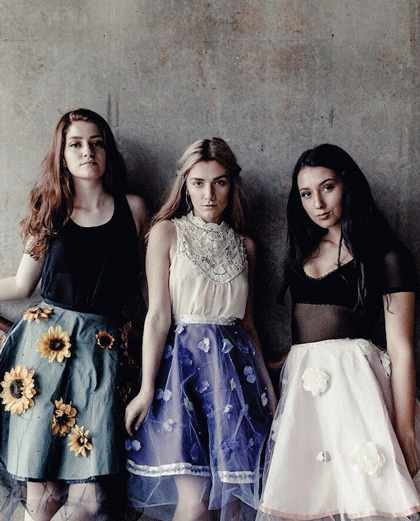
[[0, 108, 148, 521], [125, 138, 276, 521], [258, 144, 420, 521]]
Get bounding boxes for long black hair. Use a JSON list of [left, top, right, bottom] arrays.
[[284, 143, 398, 310]]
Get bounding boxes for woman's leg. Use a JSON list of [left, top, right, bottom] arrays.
[[25, 481, 62, 521], [173, 475, 213, 521], [50, 482, 105, 521]]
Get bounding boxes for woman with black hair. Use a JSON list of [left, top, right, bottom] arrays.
[[258, 144, 420, 521]]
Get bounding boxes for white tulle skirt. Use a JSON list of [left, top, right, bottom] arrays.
[[258, 338, 420, 521]]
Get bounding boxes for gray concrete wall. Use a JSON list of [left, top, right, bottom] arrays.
[[1, 0, 420, 361]]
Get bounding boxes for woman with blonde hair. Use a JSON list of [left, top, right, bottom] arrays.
[[0, 108, 148, 521], [125, 137, 276, 521]]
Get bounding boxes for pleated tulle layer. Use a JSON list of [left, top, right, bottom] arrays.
[[0, 301, 133, 483], [126, 321, 272, 520], [258, 338, 420, 521]]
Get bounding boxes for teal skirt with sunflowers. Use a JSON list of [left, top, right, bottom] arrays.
[[0, 301, 137, 483]]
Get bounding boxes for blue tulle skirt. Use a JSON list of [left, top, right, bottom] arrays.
[[126, 319, 271, 520]]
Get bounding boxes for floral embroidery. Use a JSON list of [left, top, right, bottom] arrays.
[[156, 389, 172, 401], [163, 419, 176, 432], [175, 324, 185, 334], [95, 331, 114, 350], [244, 366, 256, 383], [220, 440, 240, 459], [51, 398, 77, 436], [0, 365, 36, 414], [237, 341, 249, 354], [223, 404, 233, 418], [302, 367, 329, 396], [23, 306, 53, 324], [352, 442, 386, 476], [68, 425, 93, 457], [222, 339, 234, 354], [0, 335, 5, 347], [261, 392, 268, 406], [196, 380, 210, 394], [163, 345, 173, 359], [356, 339, 373, 357], [179, 348, 193, 367], [183, 396, 194, 411], [126, 439, 142, 451], [36, 325, 71, 363], [248, 438, 255, 448], [197, 338, 210, 353], [379, 351, 391, 377], [229, 378, 236, 390], [316, 451, 331, 462], [203, 403, 213, 417]]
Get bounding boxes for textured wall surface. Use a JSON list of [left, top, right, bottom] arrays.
[[1, 0, 420, 361]]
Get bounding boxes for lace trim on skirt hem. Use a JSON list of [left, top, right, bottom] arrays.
[[127, 460, 256, 483]]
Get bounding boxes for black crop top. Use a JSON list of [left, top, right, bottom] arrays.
[[40, 195, 138, 315], [289, 242, 416, 344]]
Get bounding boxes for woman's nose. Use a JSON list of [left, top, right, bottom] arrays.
[[314, 193, 325, 209]]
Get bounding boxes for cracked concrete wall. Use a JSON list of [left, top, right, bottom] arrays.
[[1, 0, 420, 358]]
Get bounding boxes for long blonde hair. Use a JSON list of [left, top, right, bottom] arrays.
[[20, 109, 127, 259], [152, 137, 245, 232]]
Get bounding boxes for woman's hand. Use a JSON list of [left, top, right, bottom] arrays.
[[125, 388, 154, 436], [396, 430, 420, 477]]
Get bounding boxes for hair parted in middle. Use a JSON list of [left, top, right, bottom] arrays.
[[20, 108, 127, 259], [151, 137, 245, 232], [284, 142, 402, 310]]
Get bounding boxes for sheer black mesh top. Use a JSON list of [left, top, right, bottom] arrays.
[[289, 242, 416, 345]]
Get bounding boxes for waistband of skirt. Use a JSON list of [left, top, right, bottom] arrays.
[[173, 314, 238, 326], [292, 337, 375, 349]]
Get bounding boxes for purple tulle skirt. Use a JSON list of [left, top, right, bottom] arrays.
[[126, 319, 271, 520]]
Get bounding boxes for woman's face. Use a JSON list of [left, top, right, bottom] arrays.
[[63, 121, 106, 182], [185, 160, 231, 224], [297, 166, 344, 231]]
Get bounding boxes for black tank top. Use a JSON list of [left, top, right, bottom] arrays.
[[40, 195, 138, 315]]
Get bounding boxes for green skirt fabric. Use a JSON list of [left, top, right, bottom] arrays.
[[0, 301, 136, 483]]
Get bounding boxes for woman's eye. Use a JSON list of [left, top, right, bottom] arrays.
[[69, 142, 80, 148], [193, 181, 202, 186], [93, 141, 104, 147], [300, 191, 311, 198], [323, 184, 334, 192], [216, 180, 226, 186]]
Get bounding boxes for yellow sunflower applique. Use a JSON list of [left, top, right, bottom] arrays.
[[68, 425, 93, 457], [95, 331, 114, 350], [36, 325, 71, 363], [23, 306, 53, 324], [0, 365, 36, 414], [51, 398, 77, 436]]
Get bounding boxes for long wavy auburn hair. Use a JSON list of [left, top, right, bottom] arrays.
[[152, 137, 245, 233], [20, 108, 127, 259]]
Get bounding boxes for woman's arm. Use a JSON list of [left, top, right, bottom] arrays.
[[241, 236, 277, 416], [384, 291, 420, 477], [125, 220, 176, 435], [126, 194, 150, 302], [0, 249, 45, 302]]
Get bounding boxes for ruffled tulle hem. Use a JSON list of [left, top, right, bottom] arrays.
[[259, 338, 420, 521], [258, 505, 420, 520]]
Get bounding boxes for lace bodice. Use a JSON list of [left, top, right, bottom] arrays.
[[169, 213, 248, 320]]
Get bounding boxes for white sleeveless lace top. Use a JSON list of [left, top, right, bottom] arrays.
[[170, 213, 248, 322]]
